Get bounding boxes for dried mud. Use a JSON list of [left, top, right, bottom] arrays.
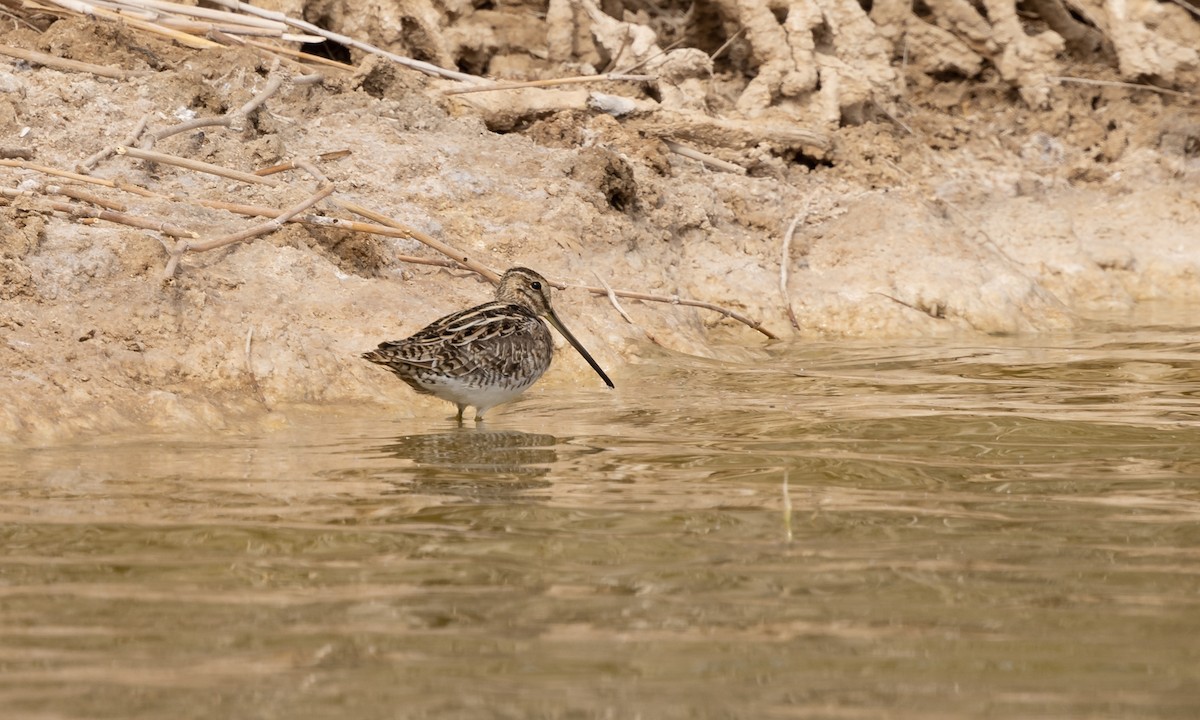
[[1, 8, 1199, 443]]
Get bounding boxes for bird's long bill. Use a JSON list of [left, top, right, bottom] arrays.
[[545, 310, 615, 388]]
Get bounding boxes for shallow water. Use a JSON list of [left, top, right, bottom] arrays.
[[3, 318, 1200, 719]]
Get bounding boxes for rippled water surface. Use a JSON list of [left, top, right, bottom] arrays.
[[4, 318, 1200, 718]]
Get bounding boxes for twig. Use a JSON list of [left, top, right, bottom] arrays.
[[871, 291, 946, 320], [174, 195, 416, 240], [601, 29, 632, 75], [137, 16, 320, 40], [188, 183, 334, 251], [142, 72, 322, 147], [0, 187, 198, 237], [258, 158, 496, 282], [239, 37, 355, 71], [332, 199, 502, 284], [592, 271, 635, 324], [563, 282, 777, 339], [40, 0, 222, 49], [2, 158, 160, 197], [254, 150, 351, 176], [871, 98, 914, 136], [443, 73, 654, 96], [205, 0, 488, 84], [614, 37, 686, 75], [2, 158, 109, 185], [381, 254, 460, 270], [1048, 75, 1198, 101], [244, 325, 266, 405], [106, 0, 293, 31], [0, 43, 152, 79], [161, 239, 188, 279], [292, 158, 329, 184], [663, 139, 747, 174], [117, 145, 281, 186], [78, 112, 150, 172], [46, 184, 127, 211], [0, 4, 41, 31], [592, 270, 662, 346], [779, 209, 806, 331], [6, 155, 481, 274], [710, 27, 745, 62], [8, 156, 768, 340], [163, 183, 334, 279]]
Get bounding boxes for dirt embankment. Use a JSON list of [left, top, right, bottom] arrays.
[[1, 0, 1198, 442]]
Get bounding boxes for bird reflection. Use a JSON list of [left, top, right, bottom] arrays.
[[375, 428, 558, 497]]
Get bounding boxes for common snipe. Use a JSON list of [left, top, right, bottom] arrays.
[[363, 267, 614, 421]]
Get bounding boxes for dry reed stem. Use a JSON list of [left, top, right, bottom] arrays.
[[38, 0, 222, 48], [332, 199, 503, 284], [188, 183, 334, 252], [254, 150, 351, 176], [1, 158, 153, 197], [870, 291, 945, 320], [47, 184, 127, 211], [592, 271, 635, 325], [613, 37, 687, 76], [161, 239, 189, 281], [163, 183, 334, 279], [385, 255, 462, 269], [244, 325, 267, 405], [779, 209, 806, 331], [1048, 76, 1199, 100], [99, 0, 299, 33], [0, 43, 151, 79], [187, 198, 485, 267], [592, 271, 663, 346], [0, 4, 41, 31], [117, 146, 280, 186], [78, 112, 150, 172], [143, 0, 284, 29], [443, 73, 654, 96], [663, 140, 747, 174], [140, 16, 314, 40], [236, 37, 355, 71], [563, 282, 778, 339], [205, 0, 487, 84], [6, 155, 458, 264], [709, 27, 745, 62], [141, 72, 322, 148], [0, 187, 198, 238], [291, 158, 329, 184]]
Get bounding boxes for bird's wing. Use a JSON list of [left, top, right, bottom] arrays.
[[367, 303, 545, 375]]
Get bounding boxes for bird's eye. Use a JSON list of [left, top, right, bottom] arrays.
[[531, 281, 542, 290]]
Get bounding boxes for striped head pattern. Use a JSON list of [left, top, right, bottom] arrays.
[[495, 267, 554, 316]]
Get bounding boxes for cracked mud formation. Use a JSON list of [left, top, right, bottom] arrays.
[[1, 0, 1199, 442]]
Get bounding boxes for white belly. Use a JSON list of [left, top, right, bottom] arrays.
[[420, 375, 540, 412]]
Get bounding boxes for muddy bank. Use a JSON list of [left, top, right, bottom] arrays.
[[1, 2, 1198, 443]]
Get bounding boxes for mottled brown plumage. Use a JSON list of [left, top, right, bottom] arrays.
[[363, 267, 614, 421]]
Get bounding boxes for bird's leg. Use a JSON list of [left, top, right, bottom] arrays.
[[455, 404, 466, 423]]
